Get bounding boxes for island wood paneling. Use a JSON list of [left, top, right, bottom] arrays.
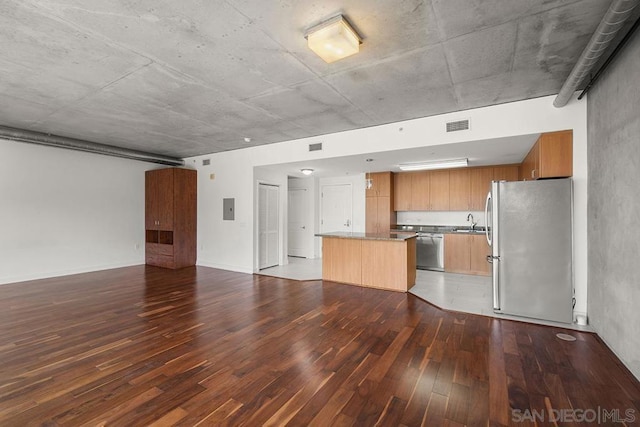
[[321, 236, 416, 291], [322, 236, 362, 285]]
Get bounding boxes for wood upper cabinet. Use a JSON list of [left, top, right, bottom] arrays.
[[366, 173, 396, 233], [393, 164, 519, 212], [521, 130, 573, 180], [449, 169, 471, 211], [145, 168, 197, 269], [146, 168, 174, 231], [429, 170, 450, 210], [492, 165, 520, 182], [444, 233, 490, 276], [411, 172, 430, 210], [469, 167, 493, 211], [393, 172, 412, 211], [366, 172, 392, 197]]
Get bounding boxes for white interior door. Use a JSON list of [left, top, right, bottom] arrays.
[[259, 183, 279, 269], [321, 184, 352, 233], [288, 188, 309, 257]]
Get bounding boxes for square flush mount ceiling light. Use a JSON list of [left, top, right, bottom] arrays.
[[306, 15, 361, 63], [398, 158, 469, 171]]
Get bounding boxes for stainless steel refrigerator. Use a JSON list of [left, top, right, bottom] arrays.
[[484, 178, 573, 323]]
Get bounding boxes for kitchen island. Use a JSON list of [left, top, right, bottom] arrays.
[[316, 232, 416, 292]]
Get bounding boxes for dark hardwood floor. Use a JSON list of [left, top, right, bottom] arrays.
[[0, 266, 638, 426]]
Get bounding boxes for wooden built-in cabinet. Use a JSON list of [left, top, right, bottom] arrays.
[[444, 234, 491, 276], [429, 170, 450, 210], [394, 164, 519, 212], [366, 172, 396, 233], [393, 170, 451, 211], [322, 235, 416, 292], [520, 130, 573, 180], [145, 168, 197, 269], [449, 169, 470, 210]]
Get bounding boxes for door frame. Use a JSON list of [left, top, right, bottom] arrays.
[[319, 183, 353, 234], [255, 180, 284, 271], [287, 187, 312, 258]]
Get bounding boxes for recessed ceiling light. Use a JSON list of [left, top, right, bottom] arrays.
[[301, 168, 314, 175], [305, 15, 361, 63], [365, 158, 374, 162]]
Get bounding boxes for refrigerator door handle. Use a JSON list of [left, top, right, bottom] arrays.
[[492, 255, 500, 310], [484, 191, 492, 246]]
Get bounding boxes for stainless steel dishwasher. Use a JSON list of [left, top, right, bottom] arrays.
[[416, 232, 444, 271]]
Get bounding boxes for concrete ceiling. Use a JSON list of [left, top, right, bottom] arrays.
[[1, 0, 612, 159]]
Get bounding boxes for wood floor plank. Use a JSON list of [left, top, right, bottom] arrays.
[[0, 265, 637, 426]]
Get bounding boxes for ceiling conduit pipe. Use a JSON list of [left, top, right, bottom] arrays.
[[0, 125, 184, 166], [553, 0, 640, 108]]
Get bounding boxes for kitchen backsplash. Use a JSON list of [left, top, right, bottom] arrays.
[[396, 211, 485, 226]]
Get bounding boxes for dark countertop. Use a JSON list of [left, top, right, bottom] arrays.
[[391, 224, 487, 235], [315, 232, 417, 241]]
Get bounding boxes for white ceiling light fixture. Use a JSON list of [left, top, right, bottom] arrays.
[[305, 15, 361, 63], [301, 168, 314, 175], [398, 158, 469, 171]]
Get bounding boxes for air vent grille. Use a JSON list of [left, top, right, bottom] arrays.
[[202, 158, 210, 166], [446, 119, 470, 132], [309, 142, 323, 152]]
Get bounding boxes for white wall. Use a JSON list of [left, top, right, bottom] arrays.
[[0, 139, 151, 284], [186, 94, 588, 315]]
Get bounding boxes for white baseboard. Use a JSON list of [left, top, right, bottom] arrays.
[[0, 260, 144, 286], [196, 260, 254, 275]]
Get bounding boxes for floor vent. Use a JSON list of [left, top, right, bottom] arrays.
[[309, 142, 323, 152], [202, 158, 210, 166], [556, 333, 577, 342], [446, 119, 470, 132]]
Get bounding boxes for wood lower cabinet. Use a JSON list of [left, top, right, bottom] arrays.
[[469, 235, 491, 275], [521, 130, 573, 180], [145, 168, 197, 269], [444, 234, 470, 273], [444, 234, 490, 276]]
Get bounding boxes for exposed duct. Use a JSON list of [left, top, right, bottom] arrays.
[[0, 125, 184, 166], [554, 0, 640, 108]]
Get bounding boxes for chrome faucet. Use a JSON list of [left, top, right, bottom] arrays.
[[467, 213, 477, 230]]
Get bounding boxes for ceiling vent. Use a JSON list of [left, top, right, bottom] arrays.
[[446, 119, 470, 132], [202, 158, 210, 166], [309, 142, 323, 152]]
